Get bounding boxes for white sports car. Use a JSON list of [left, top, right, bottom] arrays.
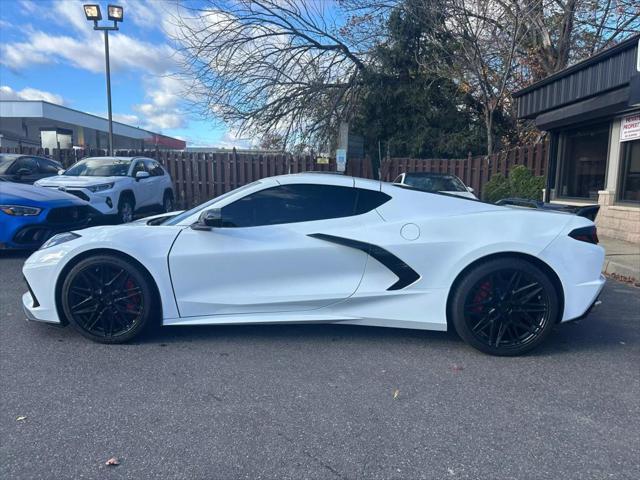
[[22, 173, 605, 355]]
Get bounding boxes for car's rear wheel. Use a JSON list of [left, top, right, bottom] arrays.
[[61, 255, 154, 343], [450, 258, 559, 356], [118, 196, 134, 223]]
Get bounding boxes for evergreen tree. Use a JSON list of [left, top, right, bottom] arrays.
[[352, 3, 487, 160]]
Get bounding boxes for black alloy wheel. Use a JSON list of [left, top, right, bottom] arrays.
[[451, 258, 559, 356], [61, 255, 154, 343]]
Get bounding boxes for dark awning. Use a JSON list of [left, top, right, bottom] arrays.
[[514, 35, 639, 129]]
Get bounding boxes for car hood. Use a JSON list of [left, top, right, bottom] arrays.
[[0, 181, 88, 206], [35, 175, 124, 188]]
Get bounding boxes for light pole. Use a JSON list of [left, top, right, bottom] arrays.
[[83, 4, 124, 156]]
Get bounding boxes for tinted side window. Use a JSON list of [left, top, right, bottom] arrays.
[[38, 158, 61, 174], [145, 159, 164, 176], [132, 160, 147, 175], [355, 189, 391, 214], [222, 184, 358, 227]]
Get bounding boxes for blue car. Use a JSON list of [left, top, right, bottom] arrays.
[[0, 180, 94, 250]]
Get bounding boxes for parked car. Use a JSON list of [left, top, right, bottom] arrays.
[[35, 156, 175, 223], [23, 173, 604, 356], [495, 198, 600, 222], [0, 154, 63, 184], [393, 172, 478, 199], [0, 180, 94, 250]]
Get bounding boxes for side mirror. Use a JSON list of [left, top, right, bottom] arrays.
[[192, 208, 223, 230], [57, 169, 65, 175], [468, 187, 475, 193], [135, 171, 151, 180]]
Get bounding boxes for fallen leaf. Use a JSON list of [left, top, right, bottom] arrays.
[[452, 365, 464, 372], [105, 457, 120, 466], [393, 389, 400, 399], [16, 416, 27, 422]]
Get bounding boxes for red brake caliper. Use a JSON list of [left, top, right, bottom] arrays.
[[125, 278, 139, 314], [472, 280, 492, 313]]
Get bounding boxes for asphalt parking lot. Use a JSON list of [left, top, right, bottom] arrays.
[[1, 252, 639, 480]]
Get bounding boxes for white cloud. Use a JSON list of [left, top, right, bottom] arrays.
[[131, 75, 192, 130], [5, 0, 193, 135], [0, 85, 65, 104], [214, 130, 254, 149], [0, 31, 175, 74], [133, 104, 184, 130]]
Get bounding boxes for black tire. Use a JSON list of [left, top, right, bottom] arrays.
[[61, 255, 155, 344], [450, 258, 559, 356], [162, 190, 174, 213], [118, 195, 134, 223]]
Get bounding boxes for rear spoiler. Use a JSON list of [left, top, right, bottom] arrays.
[[495, 198, 600, 222]]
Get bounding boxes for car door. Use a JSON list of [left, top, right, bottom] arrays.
[[143, 159, 166, 206], [130, 159, 152, 208], [9, 157, 39, 184], [168, 182, 369, 317]]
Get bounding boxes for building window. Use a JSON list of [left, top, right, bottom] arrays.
[[618, 139, 640, 203], [557, 123, 609, 200]]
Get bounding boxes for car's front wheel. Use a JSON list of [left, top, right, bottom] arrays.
[[61, 255, 155, 343], [450, 258, 559, 356]]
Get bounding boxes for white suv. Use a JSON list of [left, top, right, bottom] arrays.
[[35, 156, 175, 223]]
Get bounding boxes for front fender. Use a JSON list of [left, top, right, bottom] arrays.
[[23, 225, 184, 322]]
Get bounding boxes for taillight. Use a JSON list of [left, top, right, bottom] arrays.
[[569, 226, 599, 244]]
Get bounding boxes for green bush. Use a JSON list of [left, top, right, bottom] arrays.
[[483, 165, 545, 203]]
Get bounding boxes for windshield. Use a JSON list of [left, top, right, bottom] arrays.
[[404, 174, 467, 192], [163, 181, 262, 225], [0, 155, 18, 174], [64, 158, 131, 176]]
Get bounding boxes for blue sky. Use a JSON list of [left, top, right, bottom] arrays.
[[0, 0, 241, 147]]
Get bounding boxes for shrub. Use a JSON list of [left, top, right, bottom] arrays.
[[483, 165, 545, 203]]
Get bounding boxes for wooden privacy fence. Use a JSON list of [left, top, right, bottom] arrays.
[[161, 152, 338, 208], [377, 141, 548, 200], [0, 146, 338, 209], [1, 142, 547, 208]]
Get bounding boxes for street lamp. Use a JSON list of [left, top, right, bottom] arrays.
[[83, 4, 124, 156]]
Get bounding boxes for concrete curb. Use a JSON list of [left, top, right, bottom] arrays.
[[603, 258, 639, 284]]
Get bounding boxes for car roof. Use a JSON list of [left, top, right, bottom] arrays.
[[81, 156, 138, 161], [273, 172, 384, 190]]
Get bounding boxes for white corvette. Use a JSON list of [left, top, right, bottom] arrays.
[[22, 173, 605, 355]]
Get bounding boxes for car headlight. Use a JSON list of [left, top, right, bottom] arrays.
[[40, 232, 81, 249], [87, 183, 114, 192], [0, 205, 42, 216]]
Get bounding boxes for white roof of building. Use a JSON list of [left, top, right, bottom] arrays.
[[1, 100, 161, 140]]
